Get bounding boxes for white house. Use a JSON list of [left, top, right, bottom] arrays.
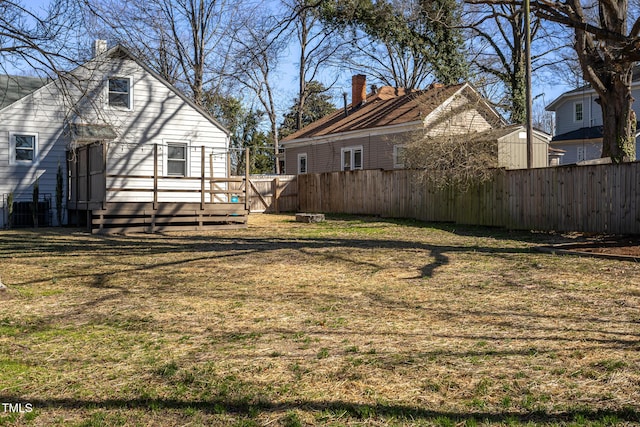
[[1, 42, 246, 232], [546, 68, 640, 164]]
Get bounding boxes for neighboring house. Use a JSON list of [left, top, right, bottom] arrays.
[[281, 75, 549, 174], [546, 68, 640, 164], [1, 41, 245, 232]]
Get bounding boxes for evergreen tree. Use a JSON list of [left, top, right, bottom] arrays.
[[280, 81, 337, 138], [204, 93, 275, 174], [318, 0, 467, 87]]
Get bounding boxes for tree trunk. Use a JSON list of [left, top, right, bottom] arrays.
[[596, 71, 636, 162]]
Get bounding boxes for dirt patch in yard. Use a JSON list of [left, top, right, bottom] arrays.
[[539, 235, 640, 260]]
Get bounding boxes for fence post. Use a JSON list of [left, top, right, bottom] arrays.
[[273, 177, 280, 214], [153, 144, 158, 210], [201, 145, 205, 210], [245, 148, 250, 212]]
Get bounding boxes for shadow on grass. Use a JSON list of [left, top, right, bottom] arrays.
[[0, 222, 539, 284], [0, 394, 638, 424]]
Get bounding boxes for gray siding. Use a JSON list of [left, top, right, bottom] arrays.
[[553, 86, 640, 136], [552, 138, 639, 165], [0, 84, 69, 227]]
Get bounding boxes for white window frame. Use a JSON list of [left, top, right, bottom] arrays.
[[9, 132, 39, 165], [165, 142, 189, 177], [107, 76, 133, 110], [297, 153, 308, 174], [577, 146, 586, 162], [573, 101, 583, 122], [341, 145, 363, 171], [393, 145, 406, 169]]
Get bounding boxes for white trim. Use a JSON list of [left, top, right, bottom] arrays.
[[423, 83, 504, 127], [106, 76, 134, 111], [162, 140, 190, 177], [573, 101, 583, 123], [9, 131, 39, 165], [546, 80, 640, 111], [393, 145, 405, 169], [341, 145, 363, 171], [297, 152, 308, 174]]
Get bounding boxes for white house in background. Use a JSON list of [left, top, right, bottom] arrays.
[[546, 68, 640, 164], [0, 41, 242, 231]]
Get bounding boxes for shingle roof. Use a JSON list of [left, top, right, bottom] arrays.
[[69, 123, 117, 142], [552, 122, 640, 142], [281, 83, 494, 142], [552, 125, 604, 141], [0, 75, 50, 109]]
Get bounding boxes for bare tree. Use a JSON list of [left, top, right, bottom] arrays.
[[401, 86, 506, 190], [81, 0, 240, 104], [0, 0, 80, 76], [465, 2, 569, 123], [284, 0, 345, 131], [225, 10, 287, 173], [471, 0, 640, 162]]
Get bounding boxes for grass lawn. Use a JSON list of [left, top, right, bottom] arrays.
[[0, 214, 639, 426]]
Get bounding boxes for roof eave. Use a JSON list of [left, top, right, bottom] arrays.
[[281, 120, 424, 147], [546, 80, 640, 111]]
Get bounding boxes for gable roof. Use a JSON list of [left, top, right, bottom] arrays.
[[0, 75, 50, 109], [0, 45, 229, 136], [546, 65, 640, 111], [282, 82, 503, 143], [469, 124, 548, 142], [99, 45, 230, 135]]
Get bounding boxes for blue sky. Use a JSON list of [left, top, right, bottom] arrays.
[[11, 0, 570, 124]]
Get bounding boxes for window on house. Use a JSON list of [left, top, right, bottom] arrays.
[[393, 145, 405, 168], [342, 146, 363, 171], [298, 153, 307, 174], [167, 143, 187, 176], [574, 102, 583, 122], [9, 132, 38, 165], [577, 146, 586, 162], [108, 77, 132, 109]]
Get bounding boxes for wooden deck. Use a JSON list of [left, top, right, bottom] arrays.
[[89, 202, 247, 234], [68, 143, 251, 234]]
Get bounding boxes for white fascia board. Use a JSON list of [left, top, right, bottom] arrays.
[[422, 84, 467, 126], [546, 80, 640, 111], [281, 120, 424, 149], [422, 83, 504, 126], [533, 129, 552, 142]]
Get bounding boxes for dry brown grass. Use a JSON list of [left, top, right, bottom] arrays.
[[0, 214, 639, 426]]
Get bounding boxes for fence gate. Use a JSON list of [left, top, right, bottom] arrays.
[[240, 175, 298, 213]]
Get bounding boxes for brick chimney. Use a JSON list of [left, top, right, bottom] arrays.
[[352, 74, 366, 107]]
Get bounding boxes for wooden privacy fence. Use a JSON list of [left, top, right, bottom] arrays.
[[297, 162, 640, 234], [232, 175, 298, 213]]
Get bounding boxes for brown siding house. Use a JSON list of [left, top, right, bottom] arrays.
[[281, 76, 514, 174]]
